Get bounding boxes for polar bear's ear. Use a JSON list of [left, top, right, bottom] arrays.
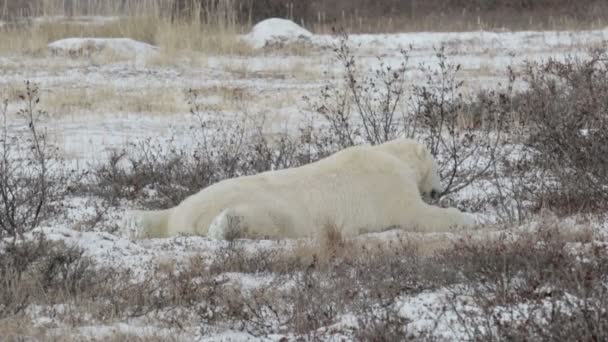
[[415, 144, 427, 160]]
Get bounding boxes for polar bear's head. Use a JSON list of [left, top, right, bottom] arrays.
[[420, 152, 443, 200], [377, 139, 443, 199], [411, 143, 443, 200]]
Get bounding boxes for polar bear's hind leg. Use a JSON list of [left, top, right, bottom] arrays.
[[207, 204, 294, 240], [208, 208, 243, 240]]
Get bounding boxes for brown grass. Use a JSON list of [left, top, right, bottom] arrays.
[[0, 17, 249, 57], [41, 86, 188, 116], [1, 0, 606, 58], [0, 0, 247, 56]]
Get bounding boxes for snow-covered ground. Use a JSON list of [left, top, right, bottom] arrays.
[[1, 18, 608, 341], [3, 25, 606, 161]]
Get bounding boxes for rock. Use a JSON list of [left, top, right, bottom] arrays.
[[48, 38, 158, 59], [243, 18, 313, 49]]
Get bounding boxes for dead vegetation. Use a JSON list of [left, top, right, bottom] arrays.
[[516, 50, 608, 214], [305, 36, 506, 200], [439, 221, 608, 341], [3, 0, 607, 32], [1, 0, 607, 57], [1, 37, 608, 339], [1, 214, 606, 340], [80, 38, 608, 224]]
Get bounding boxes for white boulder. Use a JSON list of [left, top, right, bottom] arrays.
[[48, 37, 158, 59], [243, 18, 312, 49]]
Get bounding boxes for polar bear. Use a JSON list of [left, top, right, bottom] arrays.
[[131, 138, 474, 240]]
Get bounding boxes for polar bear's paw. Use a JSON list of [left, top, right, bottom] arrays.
[[208, 208, 244, 240], [446, 207, 476, 230], [461, 213, 476, 228]]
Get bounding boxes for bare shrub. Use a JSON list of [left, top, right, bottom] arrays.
[[473, 50, 608, 220], [513, 49, 608, 214], [0, 82, 95, 320], [355, 308, 411, 341], [412, 47, 506, 197], [89, 90, 334, 211], [196, 233, 457, 338], [306, 36, 506, 199], [304, 34, 414, 148], [0, 236, 98, 318], [88, 122, 252, 209], [0, 82, 68, 241], [438, 221, 608, 340]]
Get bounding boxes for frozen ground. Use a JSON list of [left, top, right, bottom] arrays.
[[1, 18, 608, 341], [1, 25, 607, 161]]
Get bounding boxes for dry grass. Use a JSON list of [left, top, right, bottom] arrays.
[[220, 58, 321, 80], [185, 85, 253, 112], [1, 0, 606, 59], [155, 20, 250, 57], [0, 17, 156, 55], [310, 11, 607, 34], [0, 17, 250, 57], [41, 86, 187, 116], [0, 0, 249, 57]]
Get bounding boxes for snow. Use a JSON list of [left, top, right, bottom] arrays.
[[397, 287, 478, 339], [48, 37, 159, 60], [243, 18, 313, 49], [314, 28, 608, 53], [3, 21, 608, 341]]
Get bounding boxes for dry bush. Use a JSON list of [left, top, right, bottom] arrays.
[[472, 50, 608, 219], [438, 221, 607, 340], [513, 49, 608, 214], [354, 308, 411, 341], [306, 36, 506, 199], [0, 82, 71, 241], [305, 35, 413, 148], [88, 90, 335, 211], [1, 246, 225, 338], [412, 46, 507, 198], [432, 48, 608, 222], [0, 82, 90, 323], [196, 232, 456, 338], [0, 236, 99, 318]]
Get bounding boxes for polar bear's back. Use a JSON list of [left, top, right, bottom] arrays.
[[248, 144, 423, 234]]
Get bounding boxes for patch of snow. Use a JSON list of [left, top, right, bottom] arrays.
[[313, 28, 608, 54], [397, 287, 478, 340], [75, 322, 179, 341], [48, 38, 158, 60], [198, 331, 262, 341], [243, 18, 313, 49]]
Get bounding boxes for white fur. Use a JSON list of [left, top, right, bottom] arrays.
[[133, 138, 475, 239]]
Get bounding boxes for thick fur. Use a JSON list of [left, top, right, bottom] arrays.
[[132, 138, 474, 239]]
